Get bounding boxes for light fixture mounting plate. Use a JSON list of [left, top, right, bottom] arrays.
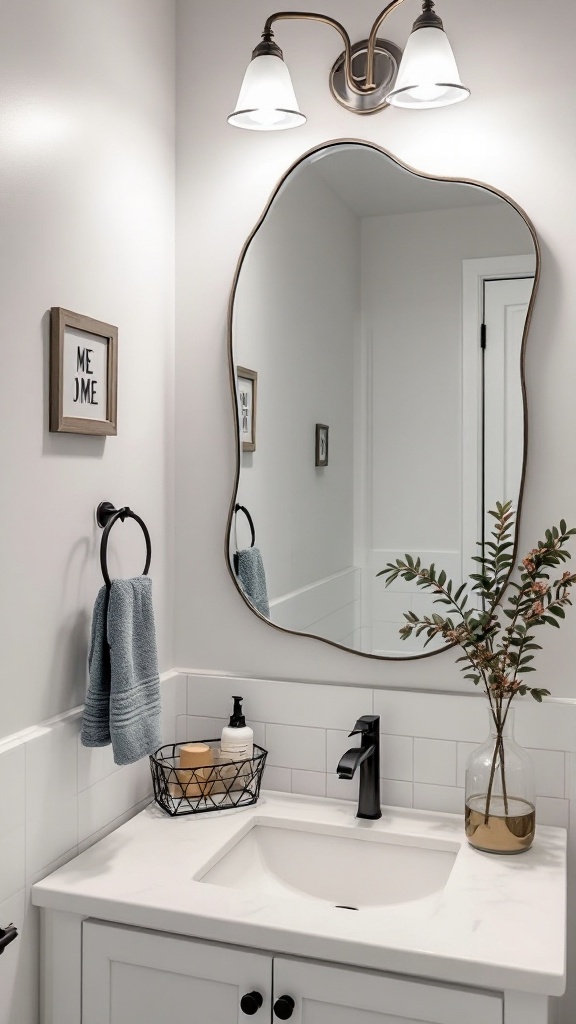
[[330, 38, 403, 114]]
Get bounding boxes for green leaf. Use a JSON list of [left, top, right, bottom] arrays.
[[550, 606, 566, 618], [438, 570, 447, 588]]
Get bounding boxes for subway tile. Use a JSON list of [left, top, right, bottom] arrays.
[[161, 673, 187, 743], [326, 773, 359, 803], [178, 715, 266, 751], [536, 797, 569, 829], [456, 741, 477, 788], [263, 766, 291, 793], [78, 759, 152, 843], [528, 749, 565, 799], [326, 730, 350, 774], [266, 724, 325, 772], [414, 739, 457, 787], [186, 674, 373, 730], [77, 738, 122, 792], [374, 690, 486, 743], [381, 779, 413, 809], [0, 746, 25, 904], [25, 719, 78, 879], [78, 796, 151, 854], [380, 735, 413, 782], [413, 783, 465, 816], [291, 770, 326, 798]]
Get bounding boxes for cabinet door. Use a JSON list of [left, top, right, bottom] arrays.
[[82, 920, 272, 1024], [273, 957, 502, 1024]]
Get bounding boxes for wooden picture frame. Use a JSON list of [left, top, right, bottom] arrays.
[[315, 423, 329, 467], [49, 307, 118, 435], [237, 366, 257, 452]]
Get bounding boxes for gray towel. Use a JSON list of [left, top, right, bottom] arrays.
[[236, 547, 270, 618], [81, 577, 162, 765]]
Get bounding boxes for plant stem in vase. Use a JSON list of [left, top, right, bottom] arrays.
[[465, 707, 535, 853], [377, 502, 576, 854]]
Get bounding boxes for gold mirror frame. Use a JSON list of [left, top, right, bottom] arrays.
[[226, 139, 540, 661]]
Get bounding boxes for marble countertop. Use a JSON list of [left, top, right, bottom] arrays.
[[32, 791, 567, 995]]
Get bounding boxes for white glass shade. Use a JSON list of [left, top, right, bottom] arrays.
[[386, 27, 470, 109], [228, 54, 306, 131]]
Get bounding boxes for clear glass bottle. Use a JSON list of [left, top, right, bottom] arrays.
[[465, 708, 536, 854]]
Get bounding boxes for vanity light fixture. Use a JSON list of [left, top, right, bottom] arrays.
[[228, 0, 469, 130]]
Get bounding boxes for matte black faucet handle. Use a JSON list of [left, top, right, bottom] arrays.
[[349, 714, 380, 738]]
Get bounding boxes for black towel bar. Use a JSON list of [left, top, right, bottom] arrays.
[[96, 501, 152, 589], [0, 923, 17, 955]]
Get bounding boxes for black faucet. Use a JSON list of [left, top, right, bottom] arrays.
[[337, 715, 381, 820]]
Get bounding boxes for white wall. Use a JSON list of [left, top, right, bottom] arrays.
[[174, 0, 576, 694], [0, 0, 176, 737], [234, 167, 360, 607]]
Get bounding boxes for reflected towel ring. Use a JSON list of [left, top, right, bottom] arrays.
[[233, 504, 256, 575], [234, 504, 256, 548], [96, 501, 152, 589]]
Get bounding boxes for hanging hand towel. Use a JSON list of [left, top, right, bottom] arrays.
[[236, 547, 270, 618], [81, 576, 162, 765]]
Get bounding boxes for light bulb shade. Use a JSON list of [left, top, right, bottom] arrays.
[[228, 54, 306, 131], [386, 26, 470, 109]]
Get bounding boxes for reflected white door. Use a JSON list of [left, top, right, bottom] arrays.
[[483, 276, 534, 535]]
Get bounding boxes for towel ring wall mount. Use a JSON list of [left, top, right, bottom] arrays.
[[96, 501, 152, 588]]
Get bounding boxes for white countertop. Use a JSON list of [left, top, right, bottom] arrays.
[[32, 791, 567, 996]]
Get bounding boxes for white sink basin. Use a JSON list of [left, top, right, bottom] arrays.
[[197, 820, 457, 908]]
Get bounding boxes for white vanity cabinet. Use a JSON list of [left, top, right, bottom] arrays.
[[82, 920, 502, 1024]]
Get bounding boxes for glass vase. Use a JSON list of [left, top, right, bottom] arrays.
[[465, 708, 535, 854]]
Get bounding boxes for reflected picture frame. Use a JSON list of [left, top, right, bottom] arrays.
[[237, 366, 257, 452], [315, 423, 329, 467]]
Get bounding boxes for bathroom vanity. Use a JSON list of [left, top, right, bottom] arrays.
[[32, 792, 566, 1024]]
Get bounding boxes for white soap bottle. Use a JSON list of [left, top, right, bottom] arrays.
[[221, 696, 253, 760]]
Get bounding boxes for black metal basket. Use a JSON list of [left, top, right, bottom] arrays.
[[150, 740, 267, 816]]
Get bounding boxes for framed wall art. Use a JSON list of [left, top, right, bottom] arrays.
[[49, 307, 118, 435], [315, 423, 329, 467], [237, 366, 257, 452]]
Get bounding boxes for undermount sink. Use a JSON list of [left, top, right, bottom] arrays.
[[197, 820, 458, 909]]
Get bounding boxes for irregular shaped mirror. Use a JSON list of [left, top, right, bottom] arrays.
[[228, 142, 538, 659]]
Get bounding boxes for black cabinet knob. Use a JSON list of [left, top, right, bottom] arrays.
[[240, 991, 264, 1015], [274, 995, 295, 1020]]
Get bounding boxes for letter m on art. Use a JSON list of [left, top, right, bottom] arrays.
[[77, 347, 88, 372]]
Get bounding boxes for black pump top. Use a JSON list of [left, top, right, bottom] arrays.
[[229, 696, 246, 728]]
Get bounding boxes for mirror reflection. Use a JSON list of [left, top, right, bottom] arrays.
[[229, 143, 537, 658]]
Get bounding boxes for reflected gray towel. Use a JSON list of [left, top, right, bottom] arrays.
[[81, 577, 162, 765], [236, 547, 270, 618]]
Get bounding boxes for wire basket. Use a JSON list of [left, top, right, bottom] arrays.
[[150, 740, 267, 816]]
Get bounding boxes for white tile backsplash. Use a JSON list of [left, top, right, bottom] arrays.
[[25, 718, 79, 879], [187, 675, 373, 730], [0, 671, 182, 1024], [2, 668, 575, 1024], [413, 783, 465, 815], [291, 769, 326, 798], [266, 723, 326, 772], [380, 734, 413, 782], [414, 738, 457, 787]]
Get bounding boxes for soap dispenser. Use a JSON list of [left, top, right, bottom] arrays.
[[221, 696, 253, 759]]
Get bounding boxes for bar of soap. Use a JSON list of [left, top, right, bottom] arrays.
[[179, 742, 212, 769]]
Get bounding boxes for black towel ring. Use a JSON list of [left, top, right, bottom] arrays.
[[234, 504, 256, 548], [96, 501, 152, 589]]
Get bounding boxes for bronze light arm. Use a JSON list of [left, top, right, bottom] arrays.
[[263, 3, 408, 97]]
